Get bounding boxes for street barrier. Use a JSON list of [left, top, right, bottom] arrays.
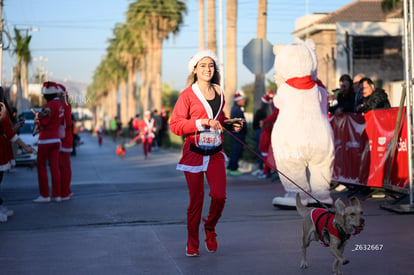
[[330, 108, 409, 191]]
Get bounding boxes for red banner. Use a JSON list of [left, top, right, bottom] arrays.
[[330, 108, 408, 189]]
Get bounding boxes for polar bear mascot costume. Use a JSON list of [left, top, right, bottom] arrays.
[[271, 39, 334, 208]]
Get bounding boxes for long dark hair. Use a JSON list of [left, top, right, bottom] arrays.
[[0, 86, 17, 123]]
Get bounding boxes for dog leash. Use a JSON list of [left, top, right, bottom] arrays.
[[223, 127, 328, 209]]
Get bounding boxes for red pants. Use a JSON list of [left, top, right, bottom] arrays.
[[184, 152, 227, 249], [59, 151, 72, 197], [37, 143, 61, 197], [142, 137, 153, 157]]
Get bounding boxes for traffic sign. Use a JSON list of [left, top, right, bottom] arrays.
[[243, 38, 275, 74]]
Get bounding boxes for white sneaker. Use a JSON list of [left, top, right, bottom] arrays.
[[251, 169, 262, 176], [33, 196, 51, 203], [52, 197, 62, 203], [272, 192, 308, 208], [0, 212, 8, 222], [61, 196, 71, 201], [0, 205, 14, 217]]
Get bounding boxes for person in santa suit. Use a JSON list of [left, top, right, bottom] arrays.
[[56, 83, 73, 201], [0, 89, 35, 221], [33, 81, 65, 203], [169, 50, 243, 257], [139, 110, 156, 159]]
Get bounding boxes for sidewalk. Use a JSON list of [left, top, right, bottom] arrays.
[[0, 132, 413, 275]]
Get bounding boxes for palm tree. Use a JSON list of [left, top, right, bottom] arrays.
[[13, 28, 32, 112], [253, 0, 268, 111], [207, 0, 217, 53], [224, 0, 237, 115], [127, 0, 186, 112]]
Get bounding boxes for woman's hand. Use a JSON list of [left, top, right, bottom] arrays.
[[205, 118, 223, 130], [23, 145, 36, 154], [232, 121, 243, 132]]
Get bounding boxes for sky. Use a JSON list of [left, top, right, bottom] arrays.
[[2, 0, 355, 92]]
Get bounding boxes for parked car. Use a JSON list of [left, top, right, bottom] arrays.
[[18, 108, 41, 120], [15, 120, 38, 165]]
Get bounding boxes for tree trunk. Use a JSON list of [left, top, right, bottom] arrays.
[[253, 0, 268, 112], [127, 68, 137, 119], [207, 0, 217, 53], [224, 0, 237, 116], [15, 62, 24, 114], [199, 0, 205, 50], [120, 79, 128, 125], [23, 61, 29, 110], [140, 55, 150, 113], [151, 38, 163, 112]]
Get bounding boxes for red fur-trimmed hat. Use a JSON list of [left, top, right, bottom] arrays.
[[41, 81, 59, 95], [267, 90, 275, 97], [234, 90, 245, 101], [261, 94, 272, 104]]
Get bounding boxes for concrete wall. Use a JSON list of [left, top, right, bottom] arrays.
[[311, 30, 338, 93]]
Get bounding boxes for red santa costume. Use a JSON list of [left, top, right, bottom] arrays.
[[34, 82, 65, 203], [139, 111, 155, 158], [170, 50, 229, 256], [259, 106, 279, 177], [57, 84, 73, 200], [0, 112, 17, 172]]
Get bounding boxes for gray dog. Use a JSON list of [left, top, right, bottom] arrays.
[[296, 193, 365, 275]]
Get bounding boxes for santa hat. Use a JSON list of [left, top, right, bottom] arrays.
[[261, 94, 272, 104], [234, 90, 245, 101], [188, 50, 219, 73], [41, 81, 59, 95], [56, 83, 67, 94], [267, 90, 275, 97]]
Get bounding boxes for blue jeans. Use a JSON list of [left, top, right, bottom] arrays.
[[227, 133, 245, 171], [255, 129, 263, 170]]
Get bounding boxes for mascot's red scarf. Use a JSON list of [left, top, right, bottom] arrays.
[[285, 75, 326, 90]]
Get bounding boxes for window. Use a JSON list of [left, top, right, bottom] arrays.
[[352, 36, 402, 59]]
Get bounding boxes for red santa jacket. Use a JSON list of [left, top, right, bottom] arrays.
[[139, 118, 155, 140], [259, 108, 279, 155], [0, 112, 18, 170], [38, 98, 64, 145], [169, 83, 227, 172], [60, 101, 73, 152]]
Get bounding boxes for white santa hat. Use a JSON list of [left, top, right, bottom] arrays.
[[41, 81, 59, 95], [56, 83, 66, 94], [261, 94, 272, 104], [188, 50, 219, 73], [234, 90, 245, 101]]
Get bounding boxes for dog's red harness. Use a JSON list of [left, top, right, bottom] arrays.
[[311, 208, 363, 247], [311, 208, 340, 247]]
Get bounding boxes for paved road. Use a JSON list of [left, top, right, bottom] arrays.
[[0, 132, 413, 275]]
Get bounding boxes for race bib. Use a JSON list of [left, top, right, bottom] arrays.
[[196, 129, 222, 150]]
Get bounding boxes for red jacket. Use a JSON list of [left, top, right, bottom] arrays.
[[38, 98, 64, 144], [60, 101, 73, 152], [259, 108, 279, 154], [169, 83, 227, 172], [139, 118, 155, 140], [0, 113, 18, 170]]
